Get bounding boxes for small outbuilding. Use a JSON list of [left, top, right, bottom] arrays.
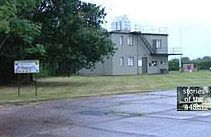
[[182, 64, 197, 72]]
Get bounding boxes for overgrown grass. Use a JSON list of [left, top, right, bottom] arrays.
[[0, 71, 211, 104]]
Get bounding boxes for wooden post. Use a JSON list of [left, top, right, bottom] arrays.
[[17, 74, 20, 96], [35, 74, 38, 96]]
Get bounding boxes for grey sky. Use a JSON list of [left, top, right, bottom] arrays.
[[82, 0, 211, 59]]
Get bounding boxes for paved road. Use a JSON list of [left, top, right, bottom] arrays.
[[0, 90, 211, 137]]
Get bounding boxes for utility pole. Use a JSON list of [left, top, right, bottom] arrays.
[[179, 27, 183, 72]]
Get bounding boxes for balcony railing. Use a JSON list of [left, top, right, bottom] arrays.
[[168, 47, 182, 55], [151, 47, 182, 55]]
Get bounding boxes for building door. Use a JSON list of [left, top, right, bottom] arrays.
[[142, 57, 148, 74]]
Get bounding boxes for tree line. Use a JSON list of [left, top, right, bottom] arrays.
[[169, 56, 211, 71], [0, 0, 115, 84]]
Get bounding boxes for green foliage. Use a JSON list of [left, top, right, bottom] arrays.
[[169, 59, 180, 71], [0, 0, 43, 59], [34, 0, 115, 75], [37, 63, 52, 78], [181, 57, 191, 64], [0, 1, 17, 34], [198, 61, 211, 70], [0, 0, 44, 84], [10, 18, 41, 44], [0, 0, 115, 83], [169, 56, 211, 71], [26, 44, 46, 56], [192, 56, 211, 70]]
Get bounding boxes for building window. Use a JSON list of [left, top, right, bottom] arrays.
[[160, 60, 164, 65], [138, 59, 142, 67], [120, 36, 123, 45], [127, 36, 133, 46], [153, 39, 162, 49], [149, 63, 152, 67], [120, 57, 124, 66], [128, 57, 134, 66]]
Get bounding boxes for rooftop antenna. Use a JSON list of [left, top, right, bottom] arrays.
[[179, 27, 182, 49]]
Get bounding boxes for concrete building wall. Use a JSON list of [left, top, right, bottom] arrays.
[[139, 34, 168, 74], [78, 57, 113, 75], [103, 56, 113, 75], [147, 56, 168, 74], [143, 34, 168, 54], [111, 33, 139, 75], [79, 31, 169, 75]]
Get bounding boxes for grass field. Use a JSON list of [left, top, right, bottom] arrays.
[[0, 71, 211, 104]]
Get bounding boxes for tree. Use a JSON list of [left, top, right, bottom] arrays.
[[191, 56, 211, 70], [181, 57, 191, 64], [168, 59, 179, 71], [0, 0, 115, 83], [202, 56, 211, 62], [0, 0, 45, 84], [198, 56, 211, 70], [34, 0, 115, 75]]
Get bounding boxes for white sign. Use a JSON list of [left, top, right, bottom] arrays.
[[14, 60, 39, 74]]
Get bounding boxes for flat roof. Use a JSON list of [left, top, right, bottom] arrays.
[[152, 53, 183, 56], [110, 31, 168, 36]]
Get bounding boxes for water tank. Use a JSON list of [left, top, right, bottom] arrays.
[[111, 15, 131, 32]]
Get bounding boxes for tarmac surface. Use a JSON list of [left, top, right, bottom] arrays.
[[1, 90, 211, 137]]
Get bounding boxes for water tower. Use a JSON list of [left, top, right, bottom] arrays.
[[111, 15, 131, 32]]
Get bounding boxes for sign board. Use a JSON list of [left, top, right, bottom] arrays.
[[14, 60, 39, 74], [177, 86, 211, 111]]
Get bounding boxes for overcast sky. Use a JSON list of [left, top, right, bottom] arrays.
[[82, 0, 211, 59]]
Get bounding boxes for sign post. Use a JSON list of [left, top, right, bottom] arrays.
[[14, 60, 39, 96], [35, 73, 37, 96], [18, 74, 20, 96]]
